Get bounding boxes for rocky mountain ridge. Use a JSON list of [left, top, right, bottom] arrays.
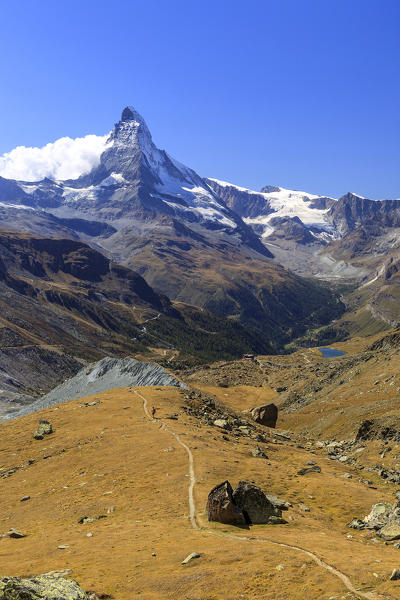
[[0, 107, 344, 342]]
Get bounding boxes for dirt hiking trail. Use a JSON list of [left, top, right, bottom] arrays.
[[135, 389, 391, 600]]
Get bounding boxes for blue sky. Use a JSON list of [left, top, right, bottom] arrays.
[[0, 0, 399, 198]]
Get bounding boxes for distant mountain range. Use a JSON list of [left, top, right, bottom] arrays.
[[0, 106, 344, 344], [1, 105, 400, 356]]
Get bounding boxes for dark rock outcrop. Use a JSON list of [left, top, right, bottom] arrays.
[[232, 481, 285, 524], [355, 419, 400, 443], [251, 403, 278, 428], [297, 465, 321, 475], [206, 481, 246, 525], [206, 480, 287, 526]]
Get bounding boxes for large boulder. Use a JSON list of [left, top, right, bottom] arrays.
[[364, 502, 393, 530], [251, 404, 278, 428], [0, 575, 90, 599], [348, 496, 400, 539], [232, 481, 285, 524], [206, 481, 246, 525], [33, 420, 53, 440]]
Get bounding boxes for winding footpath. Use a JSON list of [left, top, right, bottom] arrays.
[[134, 390, 389, 600]]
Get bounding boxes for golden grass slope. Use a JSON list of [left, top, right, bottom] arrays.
[[0, 382, 400, 598]]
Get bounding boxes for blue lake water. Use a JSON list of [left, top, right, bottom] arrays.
[[318, 347, 346, 358]]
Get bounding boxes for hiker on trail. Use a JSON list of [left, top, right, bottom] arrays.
[[152, 406, 156, 419]]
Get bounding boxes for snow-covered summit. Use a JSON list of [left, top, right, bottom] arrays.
[[0, 108, 272, 257], [207, 178, 337, 240]]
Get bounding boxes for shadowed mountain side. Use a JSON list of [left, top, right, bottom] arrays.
[[117, 220, 345, 343], [0, 229, 275, 415]]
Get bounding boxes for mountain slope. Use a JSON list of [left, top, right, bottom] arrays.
[[0, 107, 344, 342], [0, 229, 278, 416], [206, 178, 400, 338]]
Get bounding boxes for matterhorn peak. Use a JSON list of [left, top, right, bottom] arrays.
[[120, 106, 148, 128], [121, 106, 137, 121]]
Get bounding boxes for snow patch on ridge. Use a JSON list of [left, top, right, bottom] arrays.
[[0, 202, 35, 211], [209, 178, 337, 237]]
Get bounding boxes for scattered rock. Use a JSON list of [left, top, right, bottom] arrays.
[[33, 419, 53, 440], [251, 446, 267, 459], [20, 495, 30, 502], [364, 502, 393, 530], [6, 528, 26, 538], [379, 523, 400, 541], [182, 552, 200, 564], [78, 515, 107, 524], [206, 481, 246, 525], [348, 494, 400, 540], [43, 570, 73, 578], [297, 465, 321, 476], [57, 545, 69, 549], [0, 468, 18, 479], [238, 426, 250, 436], [251, 404, 278, 428], [213, 419, 230, 430], [0, 575, 90, 599], [265, 494, 292, 511], [347, 518, 365, 530], [389, 568, 400, 581]]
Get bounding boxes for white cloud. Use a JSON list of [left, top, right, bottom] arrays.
[[0, 133, 110, 182]]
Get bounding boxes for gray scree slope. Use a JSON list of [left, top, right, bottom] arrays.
[[5, 357, 185, 420]]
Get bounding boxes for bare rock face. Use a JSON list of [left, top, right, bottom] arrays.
[[232, 481, 284, 524], [206, 481, 246, 525], [0, 575, 90, 599], [251, 403, 278, 428]]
